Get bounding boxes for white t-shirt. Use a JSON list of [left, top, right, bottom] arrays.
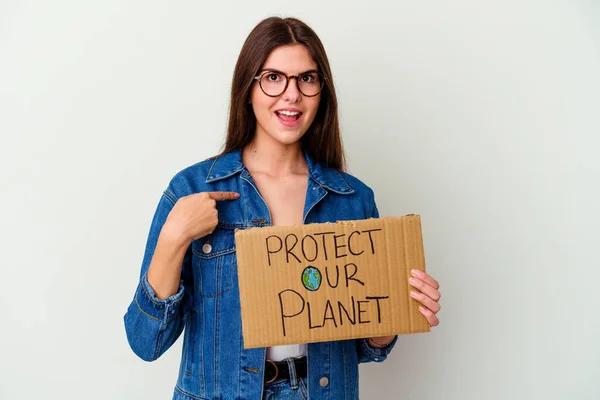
[[266, 344, 307, 361]]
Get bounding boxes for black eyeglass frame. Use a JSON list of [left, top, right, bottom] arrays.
[[253, 69, 325, 98]]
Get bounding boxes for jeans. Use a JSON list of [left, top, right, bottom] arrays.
[[262, 358, 308, 400]]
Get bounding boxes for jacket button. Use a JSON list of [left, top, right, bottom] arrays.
[[202, 243, 212, 254], [319, 377, 329, 387]]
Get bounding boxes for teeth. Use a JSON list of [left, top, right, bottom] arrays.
[[277, 110, 300, 116]]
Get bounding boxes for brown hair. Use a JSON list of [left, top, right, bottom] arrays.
[[221, 16, 345, 170]]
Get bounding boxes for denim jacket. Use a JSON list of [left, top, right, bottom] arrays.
[[124, 149, 398, 400]]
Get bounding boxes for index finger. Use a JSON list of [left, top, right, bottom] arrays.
[[411, 269, 440, 290], [206, 191, 240, 201]]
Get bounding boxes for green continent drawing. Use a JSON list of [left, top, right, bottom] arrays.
[[302, 266, 322, 291]]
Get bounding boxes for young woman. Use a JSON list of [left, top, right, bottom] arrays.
[[124, 16, 441, 400]]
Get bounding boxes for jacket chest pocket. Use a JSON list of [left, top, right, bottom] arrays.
[[191, 227, 236, 298]]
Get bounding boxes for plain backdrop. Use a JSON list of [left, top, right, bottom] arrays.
[[1, 1, 599, 399]]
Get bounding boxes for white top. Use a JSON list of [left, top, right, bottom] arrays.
[[266, 344, 307, 361]]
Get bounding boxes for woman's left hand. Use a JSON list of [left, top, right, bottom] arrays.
[[409, 269, 441, 327], [367, 269, 441, 348]]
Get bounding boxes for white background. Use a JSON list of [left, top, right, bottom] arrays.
[[1, 1, 598, 399]]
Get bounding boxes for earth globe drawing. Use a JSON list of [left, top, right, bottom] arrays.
[[302, 266, 322, 291]]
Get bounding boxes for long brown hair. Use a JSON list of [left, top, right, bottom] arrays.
[[221, 16, 345, 170]]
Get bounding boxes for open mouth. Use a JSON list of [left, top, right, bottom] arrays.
[[276, 110, 302, 120], [275, 110, 303, 126]]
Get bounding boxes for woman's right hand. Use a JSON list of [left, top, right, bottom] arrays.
[[164, 191, 240, 243]]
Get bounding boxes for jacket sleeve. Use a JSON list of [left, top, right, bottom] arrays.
[[357, 336, 399, 364], [357, 194, 399, 363], [123, 190, 193, 362]]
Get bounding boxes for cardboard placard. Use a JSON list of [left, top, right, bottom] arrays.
[[235, 215, 430, 349]]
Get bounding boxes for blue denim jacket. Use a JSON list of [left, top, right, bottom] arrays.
[[124, 149, 398, 400]]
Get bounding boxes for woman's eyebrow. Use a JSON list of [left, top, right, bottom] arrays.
[[258, 68, 319, 75]]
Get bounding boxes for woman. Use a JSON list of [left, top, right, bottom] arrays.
[[124, 16, 441, 400]]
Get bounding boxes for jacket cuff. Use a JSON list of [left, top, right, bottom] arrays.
[[359, 336, 398, 362], [135, 272, 185, 329]]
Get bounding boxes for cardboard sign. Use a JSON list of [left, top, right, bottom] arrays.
[[235, 215, 430, 349]]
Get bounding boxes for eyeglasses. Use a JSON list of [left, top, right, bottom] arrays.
[[254, 69, 324, 97]]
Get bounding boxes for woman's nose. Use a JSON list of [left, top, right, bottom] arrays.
[[282, 77, 302, 102]]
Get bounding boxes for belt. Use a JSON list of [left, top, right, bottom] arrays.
[[264, 357, 307, 384]]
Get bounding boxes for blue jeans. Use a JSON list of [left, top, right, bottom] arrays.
[[262, 358, 308, 400]]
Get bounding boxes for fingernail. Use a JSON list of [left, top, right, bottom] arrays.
[[410, 291, 418, 298], [419, 306, 426, 313], [409, 277, 418, 285], [411, 269, 422, 277]]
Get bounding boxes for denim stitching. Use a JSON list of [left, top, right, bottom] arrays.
[[218, 222, 248, 229], [140, 274, 184, 308], [214, 287, 221, 398], [205, 157, 219, 182], [183, 311, 196, 377], [160, 302, 173, 331], [286, 358, 298, 389], [135, 291, 159, 321], [195, 253, 233, 298], [303, 186, 328, 222], [205, 156, 244, 183], [162, 189, 178, 205], [334, 170, 356, 193], [153, 329, 164, 360], [199, 303, 206, 396], [299, 377, 308, 399], [199, 286, 231, 298], [361, 338, 389, 359], [191, 247, 236, 259], [174, 385, 210, 400]]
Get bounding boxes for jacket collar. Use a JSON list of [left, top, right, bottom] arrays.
[[205, 148, 355, 195]]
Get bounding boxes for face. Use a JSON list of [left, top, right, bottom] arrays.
[[250, 44, 321, 147]]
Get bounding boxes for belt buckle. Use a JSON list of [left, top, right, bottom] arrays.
[[265, 359, 279, 384]]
